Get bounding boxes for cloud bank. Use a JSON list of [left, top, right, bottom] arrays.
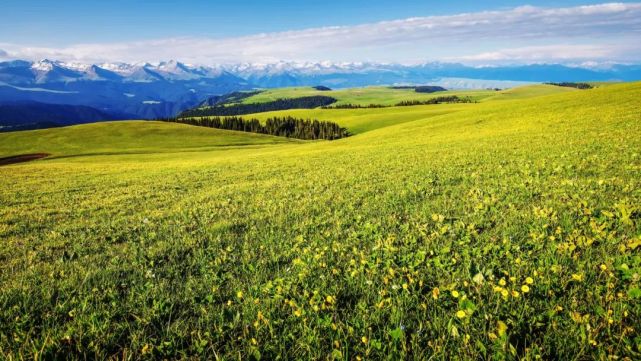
[[1, 2, 640, 65]]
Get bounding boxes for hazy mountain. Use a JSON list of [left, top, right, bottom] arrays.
[[225, 61, 641, 88], [0, 101, 128, 131]]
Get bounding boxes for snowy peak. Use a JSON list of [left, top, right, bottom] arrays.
[[30, 59, 85, 83]]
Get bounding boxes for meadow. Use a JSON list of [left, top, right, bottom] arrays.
[[236, 86, 498, 106], [1, 82, 640, 360]]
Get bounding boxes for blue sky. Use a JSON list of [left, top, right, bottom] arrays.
[[2, 0, 626, 44], [1, 1, 640, 65]]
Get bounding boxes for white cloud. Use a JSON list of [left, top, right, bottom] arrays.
[[1, 2, 641, 64], [449, 44, 640, 63]]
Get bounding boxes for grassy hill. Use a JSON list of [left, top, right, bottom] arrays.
[[185, 84, 585, 135], [229, 86, 498, 106], [1, 82, 640, 360], [0, 120, 299, 158]]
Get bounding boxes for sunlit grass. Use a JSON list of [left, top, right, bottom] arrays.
[[0, 82, 640, 360]]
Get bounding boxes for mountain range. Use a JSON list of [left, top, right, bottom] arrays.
[[1, 58, 640, 129]]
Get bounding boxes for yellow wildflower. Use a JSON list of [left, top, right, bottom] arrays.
[[432, 287, 440, 299], [521, 285, 530, 293], [361, 336, 368, 345], [571, 273, 583, 282], [456, 310, 466, 319], [525, 277, 534, 285], [497, 320, 508, 337], [451, 290, 460, 298]]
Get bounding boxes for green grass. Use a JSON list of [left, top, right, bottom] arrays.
[[482, 84, 580, 101], [239, 86, 497, 106], [191, 84, 586, 135], [1, 83, 640, 360], [238, 103, 473, 134], [0, 120, 299, 158]]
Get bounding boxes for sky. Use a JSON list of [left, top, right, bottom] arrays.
[[1, 1, 640, 65]]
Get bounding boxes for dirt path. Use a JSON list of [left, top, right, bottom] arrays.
[[0, 153, 50, 166]]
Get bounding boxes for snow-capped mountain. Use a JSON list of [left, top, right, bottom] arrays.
[[0, 59, 252, 119], [220, 60, 641, 88]]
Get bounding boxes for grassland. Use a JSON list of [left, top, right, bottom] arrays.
[[238, 86, 499, 106], [1, 83, 640, 360], [0, 121, 298, 158]]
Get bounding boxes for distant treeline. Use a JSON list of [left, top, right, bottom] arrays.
[[322, 103, 389, 109], [546, 82, 594, 89], [396, 96, 475, 106], [313, 85, 332, 91], [180, 96, 337, 117], [321, 95, 474, 109], [390, 85, 447, 93], [198, 90, 263, 107], [161, 115, 349, 140]]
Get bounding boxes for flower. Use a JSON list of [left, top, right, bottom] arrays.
[[451, 290, 460, 298], [236, 291, 243, 299], [498, 278, 507, 286], [361, 336, 368, 345], [600, 264, 607, 271], [571, 273, 583, 282], [432, 287, 440, 299], [525, 277, 534, 285], [521, 285, 530, 293], [456, 310, 466, 319]]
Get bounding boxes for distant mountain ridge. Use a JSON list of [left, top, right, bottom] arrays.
[[1, 58, 640, 126], [0, 101, 126, 132], [0, 59, 252, 120]]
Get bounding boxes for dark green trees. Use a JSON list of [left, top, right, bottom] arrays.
[[162, 116, 349, 140], [180, 96, 338, 117]]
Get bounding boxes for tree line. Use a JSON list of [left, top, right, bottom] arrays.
[[546, 82, 593, 89], [390, 85, 447, 93], [179, 96, 338, 117], [160, 115, 349, 140], [198, 90, 263, 107], [322, 103, 389, 109], [396, 96, 475, 106], [321, 95, 475, 109]]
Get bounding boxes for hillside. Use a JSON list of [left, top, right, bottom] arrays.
[[0, 121, 298, 158], [181, 84, 583, 135], [234, 86, 497, 106], [0, 82, 640, 359]]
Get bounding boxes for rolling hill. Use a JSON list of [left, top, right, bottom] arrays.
[[0, 82, 640, 360]]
